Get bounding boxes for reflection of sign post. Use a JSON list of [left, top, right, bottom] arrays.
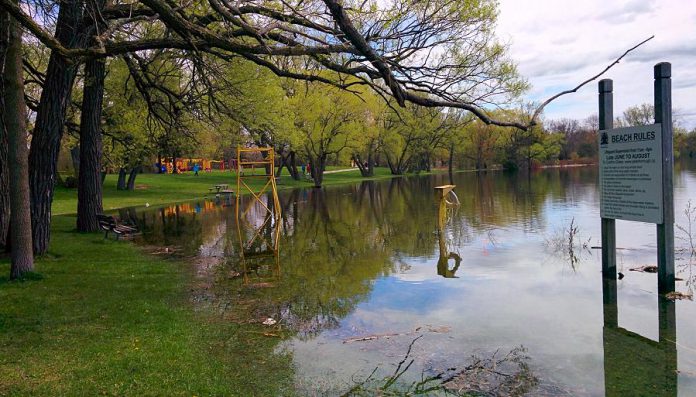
[[598, 62, 675, 294], [599, 124, 663, 223], [601, 276, 677, 397]]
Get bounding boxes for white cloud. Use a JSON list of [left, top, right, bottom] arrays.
[[497, 0, 696, 129]]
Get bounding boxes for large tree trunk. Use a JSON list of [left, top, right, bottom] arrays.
[[288, 151, 300, 180], [276, 151, 287, 177], [116, 168, 127, 190], [70, 146, 80, 177], [3, 8, 34, 278], [310, 154, 326, 188], [448, 143, 454, 184], [126, 167, 139, 190], [276, 150, 300, 180], [76, 58, 105, 232], [0, 9, 10, 252], [28, 0, 84, 254], [354, 148, 375, 177]]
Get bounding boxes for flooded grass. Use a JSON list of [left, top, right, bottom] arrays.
[[0, 216, 295, 396], [51, 167, 440, 216], [5, 164, 696, 395]]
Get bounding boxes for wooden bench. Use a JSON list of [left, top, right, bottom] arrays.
[[97, 214, 139, 239]]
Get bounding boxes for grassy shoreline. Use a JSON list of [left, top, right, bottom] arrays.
[[0, 216, 295, 396], [52, 166, 423, 215], [2, 166, 430, 395]]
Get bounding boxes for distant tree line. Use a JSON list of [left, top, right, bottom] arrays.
[[0, 0, 653, 279]]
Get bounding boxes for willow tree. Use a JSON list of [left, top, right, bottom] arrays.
[[291, 82, 364, 187], [0, 0, 650, 253]]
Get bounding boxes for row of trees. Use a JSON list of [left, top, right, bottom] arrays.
[[546, 104, 696, 162], [0, 0, 535, 279], [0, 0, 651, 280]]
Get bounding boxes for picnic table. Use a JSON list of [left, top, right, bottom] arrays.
[[209, 184, 229, 193]]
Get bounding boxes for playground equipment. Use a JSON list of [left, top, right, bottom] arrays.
[[234, 146, 282, 284], [163, 158, 225, 173]]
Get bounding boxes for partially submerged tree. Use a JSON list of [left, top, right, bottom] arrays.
[[0, 0, 652, 254]]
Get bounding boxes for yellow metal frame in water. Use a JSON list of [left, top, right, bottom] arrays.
[[436, 185, 461, 278], [235, 146, 282, 284]]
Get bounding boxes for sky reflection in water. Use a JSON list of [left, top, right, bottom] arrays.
[[130, 163, 696, 396]]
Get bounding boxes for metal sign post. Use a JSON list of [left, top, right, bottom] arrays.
[[599, 79, 616, 276], [654, 62, 675, 294]]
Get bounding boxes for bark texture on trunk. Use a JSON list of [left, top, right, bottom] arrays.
[[116, 168, 127, 190], [28, 0, 84, 254], [126, 167, 139, 190], [76, 58, 105, 232], [3, 8, 34, 278], [448, 143, 454, 184], [309, 154, 326, 188], [276, 150, 300, 180], [70, 146, 80, 177], [288, 151, 299, 180], [354, 152, 374, 177], [0, 10, 10, 251]]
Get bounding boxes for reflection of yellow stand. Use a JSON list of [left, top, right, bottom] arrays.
[[235, 146, 281, 284], [436, 185, 461, 278]]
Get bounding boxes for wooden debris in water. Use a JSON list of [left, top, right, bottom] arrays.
[[665, 291, 693, 301], [343, 325, 450, 343], [629, 265, 658, 273]]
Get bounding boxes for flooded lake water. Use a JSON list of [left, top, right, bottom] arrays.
[[127, 163, 696, 396]]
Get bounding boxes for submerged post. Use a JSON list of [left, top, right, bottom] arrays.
[[655, 63, 675, 294], [599, 79, 616, 276]]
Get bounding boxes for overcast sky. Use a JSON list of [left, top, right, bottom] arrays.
[[496, 0, 696, 129]]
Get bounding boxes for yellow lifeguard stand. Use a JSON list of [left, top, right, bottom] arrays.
[[235, 146, 282, 284], [435, 185, 461, 278]]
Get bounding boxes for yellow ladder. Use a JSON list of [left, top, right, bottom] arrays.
[[235, 146, 282, 284]]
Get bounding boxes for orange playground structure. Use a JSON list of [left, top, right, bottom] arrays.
[[162, 158, 226, 173]]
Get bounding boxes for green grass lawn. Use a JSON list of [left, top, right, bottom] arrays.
[[0, 217, 295, 396], [1, 166, 444, 395], [52, 167, 409, 215]]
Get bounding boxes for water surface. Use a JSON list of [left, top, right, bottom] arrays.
[[128, 163, 696, 396]]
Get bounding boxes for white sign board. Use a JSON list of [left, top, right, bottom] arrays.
[[599, 124, 663, 224]]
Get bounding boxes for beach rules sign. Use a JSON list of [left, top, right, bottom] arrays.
[[599, 124, 663, 224]]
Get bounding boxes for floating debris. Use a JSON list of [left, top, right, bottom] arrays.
[[343, 325, 451, 343], [665, 291, 693, 301], [629, 265, 658, 273]]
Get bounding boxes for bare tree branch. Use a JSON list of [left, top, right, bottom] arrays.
[[530, 35, 655, 123]]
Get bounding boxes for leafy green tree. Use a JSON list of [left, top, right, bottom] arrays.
[[290, 82, 364, 187]]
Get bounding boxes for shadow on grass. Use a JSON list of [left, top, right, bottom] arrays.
[[0, 270, 44, 286]]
